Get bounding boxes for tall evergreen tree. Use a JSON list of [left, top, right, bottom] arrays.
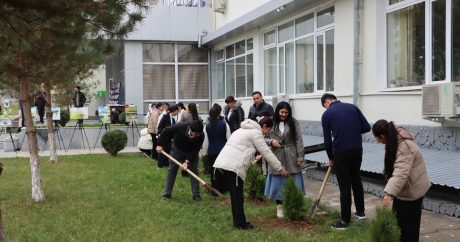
[[0, 0, 148, 202]]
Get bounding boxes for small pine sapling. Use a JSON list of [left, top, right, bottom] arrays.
[[245, 165, 265, 201], [369, 206, 401, 242], [282, 176, 307, 220]]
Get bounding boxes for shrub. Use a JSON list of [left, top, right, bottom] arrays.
[[58, 110, 70, 127], [101, 130, 127, 156], [283, 176, 307, 220], [369, 207, 400, 242], [245, 165, 265, 201]]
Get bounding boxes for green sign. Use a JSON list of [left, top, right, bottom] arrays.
[[97, 90, 107, 97]]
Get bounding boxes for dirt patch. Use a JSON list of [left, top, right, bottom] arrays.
[[253, 217, 315, 234], [246, 198, 270, 206], [219, 197, 270, 206]]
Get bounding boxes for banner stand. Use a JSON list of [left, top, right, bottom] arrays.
[[93, 123, 110, 149], [125, 121, 140, 146], [67, 120, 91, 151]]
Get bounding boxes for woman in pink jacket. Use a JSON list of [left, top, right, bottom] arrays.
[[372, 119, 431, 242]]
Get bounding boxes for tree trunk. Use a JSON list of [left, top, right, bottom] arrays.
[[19, 75, 45, 202], [0, 209, 4, 242], [45, 84, 58, 163]]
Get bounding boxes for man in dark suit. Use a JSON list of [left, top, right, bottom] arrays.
[[156, 120, 204, 201]]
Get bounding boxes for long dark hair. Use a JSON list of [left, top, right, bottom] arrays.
[[209, 103, 222, 129], [372, 119, 399, 179], [188, 103, 199, 121], [273, 101, 296, 140]]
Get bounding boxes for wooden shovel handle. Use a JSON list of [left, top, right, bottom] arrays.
[[161, 150, 223, 196]]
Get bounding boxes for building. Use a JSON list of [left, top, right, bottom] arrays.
[[108, 0, 460, 151]]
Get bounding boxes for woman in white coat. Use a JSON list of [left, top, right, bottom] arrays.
[[138, 128, 153, 157], [213, 117, 288, 230]]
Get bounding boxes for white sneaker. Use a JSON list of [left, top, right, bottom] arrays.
[[276, 204, 284, 218]]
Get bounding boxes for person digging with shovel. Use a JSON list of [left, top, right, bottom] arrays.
[[156, 120, 205, 201], [213, 117, 288, 230]]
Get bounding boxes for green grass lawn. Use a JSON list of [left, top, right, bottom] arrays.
[[0, 153, 369, 241]]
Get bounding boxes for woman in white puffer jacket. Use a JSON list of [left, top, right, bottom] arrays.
[[138, 128, 153, 157], [213, 117, 288, 230]]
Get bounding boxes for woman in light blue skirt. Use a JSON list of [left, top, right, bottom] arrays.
[[265, 101, 305, 218]]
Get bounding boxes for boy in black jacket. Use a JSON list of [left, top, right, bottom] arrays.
[[156, 120, 204, 201]]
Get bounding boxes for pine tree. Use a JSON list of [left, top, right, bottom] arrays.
[[369, 207, 401, 242], [0, 0, 148, 202], [282, 177, 307, 220]]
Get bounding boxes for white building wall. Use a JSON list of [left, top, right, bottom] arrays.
[[124, 41, 144, 115], [127, 6, 212, 42], [85, 65, 106, 117], [214, 0, 271, 29], [331, 0, 354, 97]]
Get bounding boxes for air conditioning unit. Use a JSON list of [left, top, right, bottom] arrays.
[[213, 0, 227, 13], [422, 82, 460, 118]]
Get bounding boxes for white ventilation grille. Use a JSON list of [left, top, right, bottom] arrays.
[[422, 85, 440, 116]]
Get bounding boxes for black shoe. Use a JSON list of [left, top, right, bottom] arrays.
[[235, 222, 254, 230], [332, 220, 348, 230], [192, 195, 202, 201], [161, 195, 171, 201], [354, 212, 366, 220]]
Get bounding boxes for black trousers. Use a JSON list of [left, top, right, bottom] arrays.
[[158, 142, 171, 168], [207, 154, 222, 192], [218, 169, 246, 227], [334, 149, 365, 224], [393, 197, 424, 242], [140, 148, 151, 157], [37, 106, 45, 123], [150, 134, 158, 160]]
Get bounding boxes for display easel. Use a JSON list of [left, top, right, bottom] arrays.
[[0, 126, 18, 152], [125, 120, 140, 146], [67, 120, 91, 151], [41, 121, 67, 152], [94, 122, 110, 149]]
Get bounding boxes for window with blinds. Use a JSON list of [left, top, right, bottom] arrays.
[[142, 43, 209, 110], [143, 65, 176, 100]]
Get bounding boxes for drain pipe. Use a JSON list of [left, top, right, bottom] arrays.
[[353, 0, 362, 106]]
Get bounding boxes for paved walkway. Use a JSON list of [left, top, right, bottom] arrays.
[[304, 176, 460, 242]]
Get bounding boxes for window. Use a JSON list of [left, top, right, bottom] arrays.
[[177, 44, 208, 62], [453, 1, 460, 82], [214, 38, 254, 99], [317, 7, 335, 28], [387, 0, 459, 87], [143, 43, 208, 112], [296, 37, 314, 93], [264, 48, 277, 96], [264, 30, 276, 45], [278, 21, 294, 43], [295, 14, 314, 37], [143, 65, 176, 100], [263, 7, 335, 95], [143, 43, 175, 62], [387, 3, 425, 88]]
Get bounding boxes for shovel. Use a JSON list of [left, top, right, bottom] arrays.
[[307, 166, 332, 220], [161, 150, 223, 196]]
